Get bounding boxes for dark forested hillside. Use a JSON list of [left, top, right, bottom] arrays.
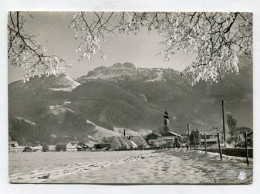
[[8, 59, 252, 143]]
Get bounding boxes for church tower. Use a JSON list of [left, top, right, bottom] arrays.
[[163, 110, 170, 134]]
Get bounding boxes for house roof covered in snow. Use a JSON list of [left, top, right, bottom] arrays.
[[146, 132, 162, 138], [56, 142, 71, 146]]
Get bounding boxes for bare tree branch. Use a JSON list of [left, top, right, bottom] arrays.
[[8, 11, 66, 82]]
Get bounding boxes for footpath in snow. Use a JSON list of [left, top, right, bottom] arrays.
[[10, 149, 253, 184]]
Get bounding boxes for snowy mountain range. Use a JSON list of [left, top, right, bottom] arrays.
[[9, 74, 80, 92], [76, 62, 187, 84], [8, 58, 253, 144]]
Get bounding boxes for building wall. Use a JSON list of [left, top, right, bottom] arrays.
[[48, 145, 56, 151], [9, 146, 24, 153], [66, 143, 77, 151], [66, 147, 77, 152], [56, 145, 66, 151]]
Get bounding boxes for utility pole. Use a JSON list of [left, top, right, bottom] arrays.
[[245, 131, 249, 166], [217, 133, 223, 160], [221, 100, 226, 146]]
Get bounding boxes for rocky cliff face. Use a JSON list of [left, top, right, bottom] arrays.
[[76, 62, 186, 84]]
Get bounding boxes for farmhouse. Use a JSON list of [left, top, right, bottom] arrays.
[[200, 138, 218, 146], [9, 141, 24, 153], [199, 134, 218, 146], [56, 142, 77, 152], [10, 146, 24, 153], [76, 142, 90, 151], [94, 143, 111, 150], [161, 131, 182, 147], [247, 131, 253, 147], [9, 141, 18, 147], [48, 145, 56, 152], [145, 132, 164, 148], [23, 146, 33, 152], [146, 132, 162, 141], [32, 145, 43, 152]]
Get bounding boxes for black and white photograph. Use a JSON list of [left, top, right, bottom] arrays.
[[7, 11, 254, 184]]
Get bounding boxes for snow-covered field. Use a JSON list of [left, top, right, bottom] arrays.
[[9, 149, 252, 184]]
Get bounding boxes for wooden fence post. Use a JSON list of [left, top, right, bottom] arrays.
[[221, 100, 226, 146], [187, 123, 190, 150], [245, 131, 249, 166], [193, 135, 196, 150], [204, 133, 207, 154], [217, 133, 222, 160]]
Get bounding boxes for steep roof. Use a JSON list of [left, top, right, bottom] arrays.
[[147, 132, 162, 137], [56, 142, 70, 146], [146, 132, 162, 140]]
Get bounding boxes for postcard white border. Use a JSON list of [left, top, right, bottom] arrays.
[[0, 0, 260, 194]]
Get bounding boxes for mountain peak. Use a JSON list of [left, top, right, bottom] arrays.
[[77, 62, 183, 83], [9, 74, 80, 92], [112, 62, 136, 69]]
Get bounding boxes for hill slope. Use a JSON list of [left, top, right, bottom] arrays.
[[8, 58, 253, 144]]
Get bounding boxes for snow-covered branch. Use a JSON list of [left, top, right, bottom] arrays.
[[70, 12, 252, 84], [8, 12, 67, 82]]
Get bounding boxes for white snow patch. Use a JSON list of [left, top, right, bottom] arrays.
[[130, 140, 138, 148], [49, 105, 77, 115], [49, 87, 75, 92], [145, 71, 164, 82], [86, 120, 122, 139], [86, 120, 96, 126], [15, 116, 36, 126], [49, 76, 80, 91], [114, 127, 140, 136]]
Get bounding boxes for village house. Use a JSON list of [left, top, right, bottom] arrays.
[[23, 146, 33, 152], [161, 131, 182, 147], [56, 142, 77, 152], [94, 143, 111, 150], [200, 134, 218, 146], [76, 142, 90, 151], [146, 132, 162, 142], [9, 141, 18, 147], [32, 145, 43, 152], [9, 141, 24, 153], [200, 138, 218, 146], [247, 131, 253, 147], [48, 145, 56, 152], [85, 141, 95, 149], [20, 144, 43, 152], [235, 131, 253, 147], [145, 132, 166, 148]]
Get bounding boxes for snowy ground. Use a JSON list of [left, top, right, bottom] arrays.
[[9, 149, 252, 184]]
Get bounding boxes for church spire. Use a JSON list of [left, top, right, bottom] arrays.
[[163, 110, 169, 133]]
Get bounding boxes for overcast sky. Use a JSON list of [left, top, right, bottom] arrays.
[[8, 12, 196, 83]]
